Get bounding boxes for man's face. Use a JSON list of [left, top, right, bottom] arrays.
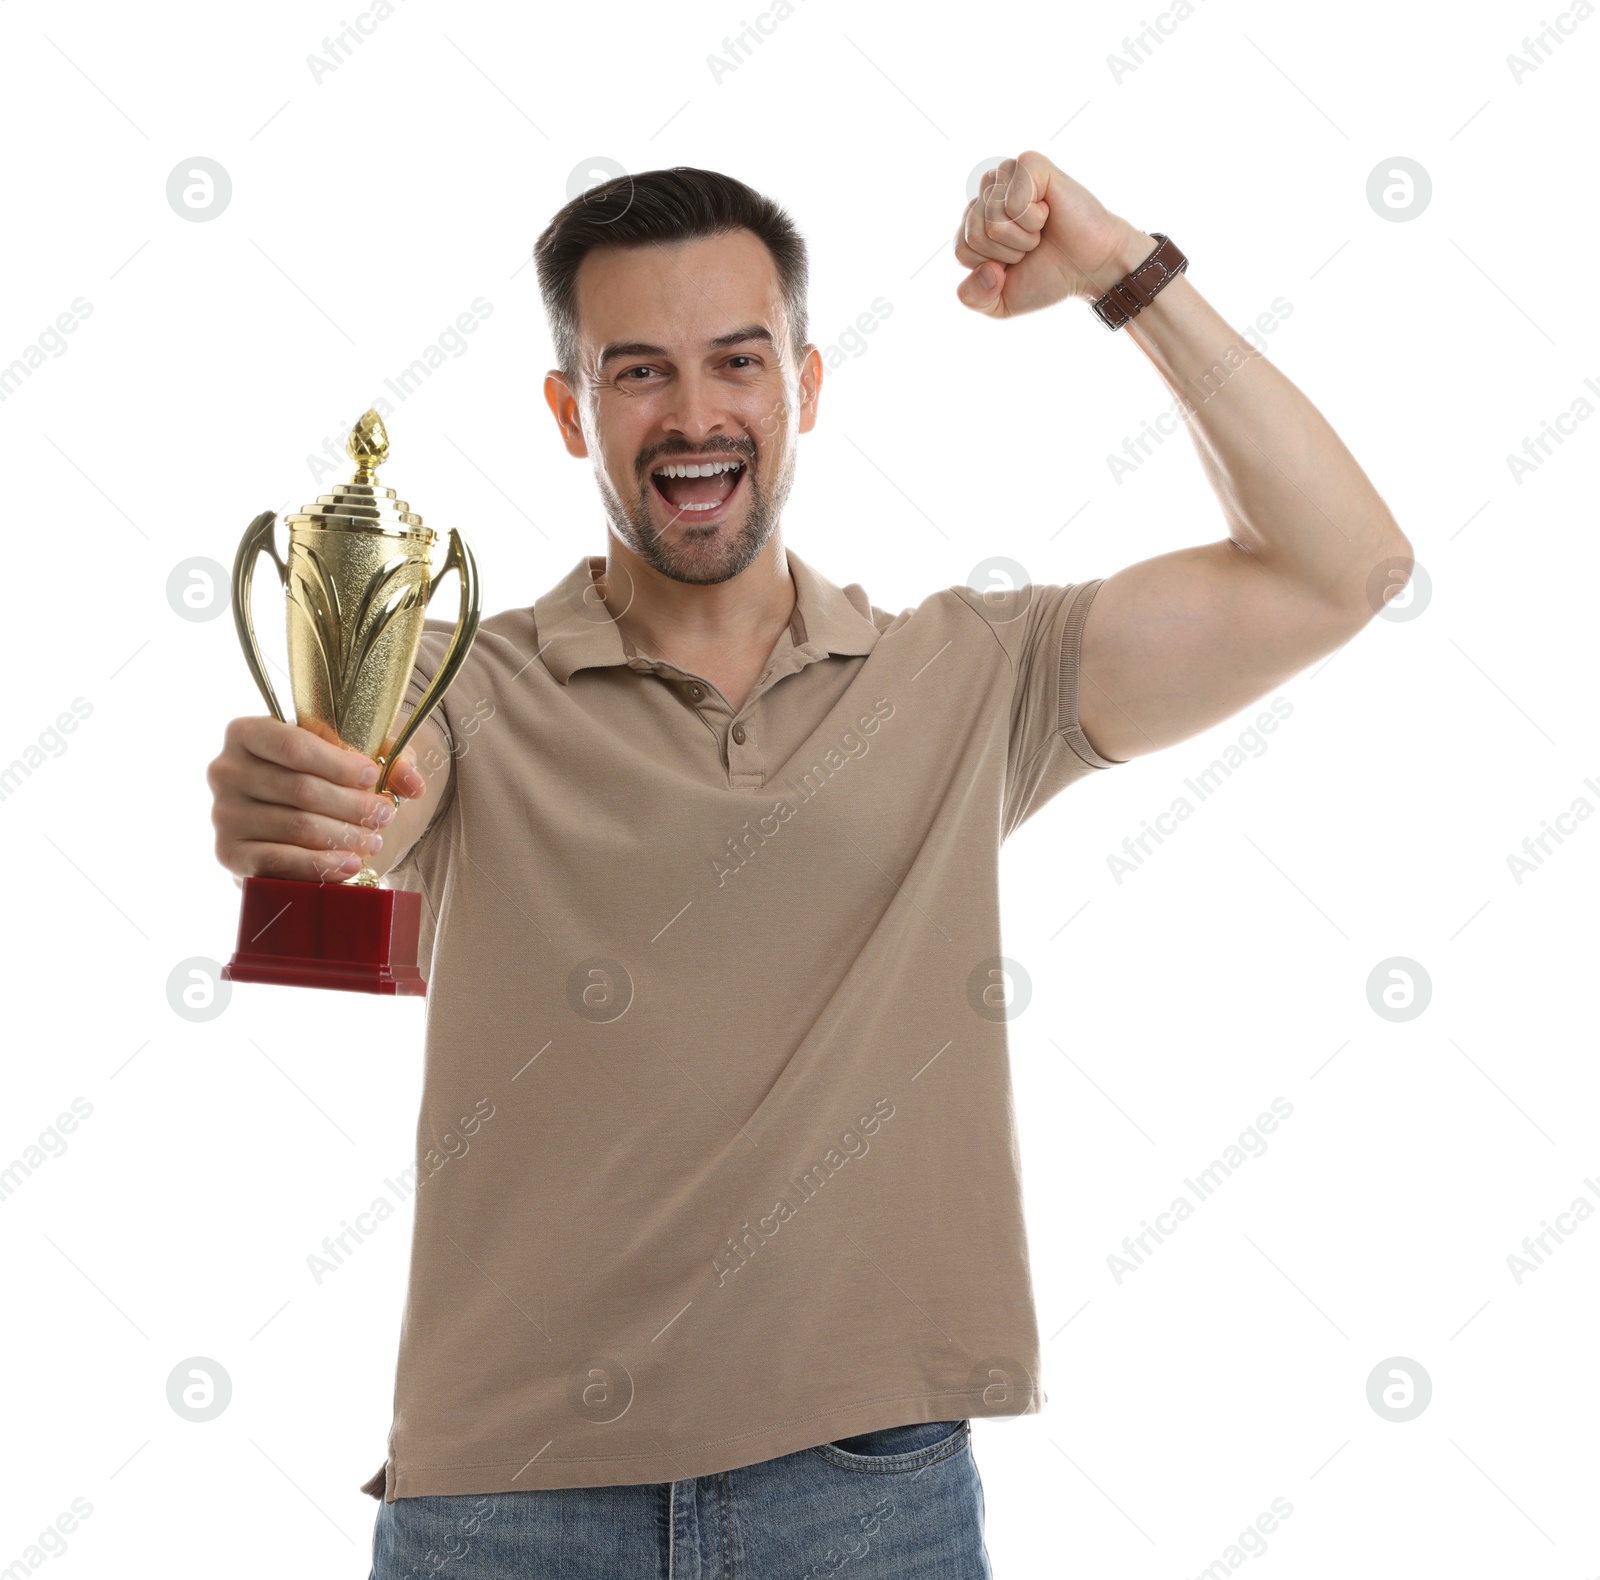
[[545, 228, 821, 586]]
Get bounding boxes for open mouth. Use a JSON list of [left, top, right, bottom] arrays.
[[649, 458, 747, 520]]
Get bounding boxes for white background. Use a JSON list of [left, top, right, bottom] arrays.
[[2, 0, 1596, 1575]]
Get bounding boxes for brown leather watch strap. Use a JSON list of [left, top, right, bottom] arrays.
[[1091, 233, 1187, 329]]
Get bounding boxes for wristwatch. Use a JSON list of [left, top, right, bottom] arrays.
[[1091, 233, 1187, 330]]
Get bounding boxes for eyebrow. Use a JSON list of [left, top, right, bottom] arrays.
[[596, 324, 774, 368]]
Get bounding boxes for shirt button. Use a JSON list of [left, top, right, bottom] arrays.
[[687, 684, 704, 702], [731, 723, 747, 745]]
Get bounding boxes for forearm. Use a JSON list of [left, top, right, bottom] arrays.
[[1086, 226, 1411, 608]]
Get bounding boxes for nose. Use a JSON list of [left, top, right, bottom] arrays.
[[659, 366, 741, 449]]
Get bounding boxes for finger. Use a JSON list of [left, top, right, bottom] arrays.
[[238, 801, 388, 859], [961, 199, 1032, 265], [956, 261, 1005, 313], [373, 726, 434, 800], [954, 233, 989, 270], [225, 757, 398, 833], [385, 746, 428, 799], [231, 840, 370, 884], [989, 159, 1048, 232], [975, 168, 1046, 255], [978, 203, 1042, 253], [230, 716, 384, 790], [972, 162, 1049, 251]]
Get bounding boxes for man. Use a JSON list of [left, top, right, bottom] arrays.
[[207, 156, 1411, 1577]]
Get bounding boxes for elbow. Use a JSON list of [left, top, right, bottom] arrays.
[[1383, 523, 1415, 565], [1336, 526, 1414, 626], [1375, 527, 1415, 609], [1317, 526, 1415, 630]]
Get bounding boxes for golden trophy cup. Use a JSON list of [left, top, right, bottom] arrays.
[[221, 409, 480, 995]]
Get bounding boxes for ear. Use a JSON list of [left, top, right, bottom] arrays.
[[797, 345, 823, 435], [544, 371, 589, 459]]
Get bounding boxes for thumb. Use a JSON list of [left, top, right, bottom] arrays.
[[959, 260, 1004, 312], [392, 746, 427, 798], [376, 743, 427, 799]]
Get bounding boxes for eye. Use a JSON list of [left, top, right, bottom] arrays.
[[726, 355, 757, 370], [618, 365, 658, 382]]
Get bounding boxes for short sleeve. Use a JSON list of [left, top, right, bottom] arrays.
[[957, 578, 1125, 838]]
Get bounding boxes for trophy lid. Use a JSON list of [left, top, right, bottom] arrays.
[[284, 408, 429, 537]]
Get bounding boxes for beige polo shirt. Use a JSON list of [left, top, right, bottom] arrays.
[[361, 548, 1121, 1501]]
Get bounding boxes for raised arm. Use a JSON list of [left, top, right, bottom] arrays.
[[954, 151, 1414, 764]]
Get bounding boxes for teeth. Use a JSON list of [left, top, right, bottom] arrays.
[[653, 460, 743, 479]]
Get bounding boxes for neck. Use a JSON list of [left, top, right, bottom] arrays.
[[601, 531, 795, 664]]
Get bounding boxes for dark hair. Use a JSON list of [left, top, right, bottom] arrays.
[[533, 166, 809, 385]]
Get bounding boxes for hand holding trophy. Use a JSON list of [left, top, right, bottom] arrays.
[[220, 410, 480, 995]]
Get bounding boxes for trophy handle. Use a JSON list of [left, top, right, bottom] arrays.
[[375, 526, 482, 797], [232, 510, 291, 723]]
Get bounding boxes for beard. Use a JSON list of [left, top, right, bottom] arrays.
[[600, 445, 794, 587]]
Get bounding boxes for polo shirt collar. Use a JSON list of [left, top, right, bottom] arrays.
[[533, 547, 879, 685]]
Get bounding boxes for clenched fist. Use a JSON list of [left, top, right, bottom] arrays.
[[206, 716, 434, 884], [954, 151, 1157, 319]]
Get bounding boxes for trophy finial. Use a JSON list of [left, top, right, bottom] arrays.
[[347, 409, 389, 483]]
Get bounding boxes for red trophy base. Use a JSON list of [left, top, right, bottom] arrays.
[[222, 875, 426, 996]]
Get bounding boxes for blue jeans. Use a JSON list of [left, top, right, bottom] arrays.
[[369, 1419, 992, 1578]]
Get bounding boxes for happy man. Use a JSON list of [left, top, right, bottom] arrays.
[[208, 155, 1411, 1577]]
